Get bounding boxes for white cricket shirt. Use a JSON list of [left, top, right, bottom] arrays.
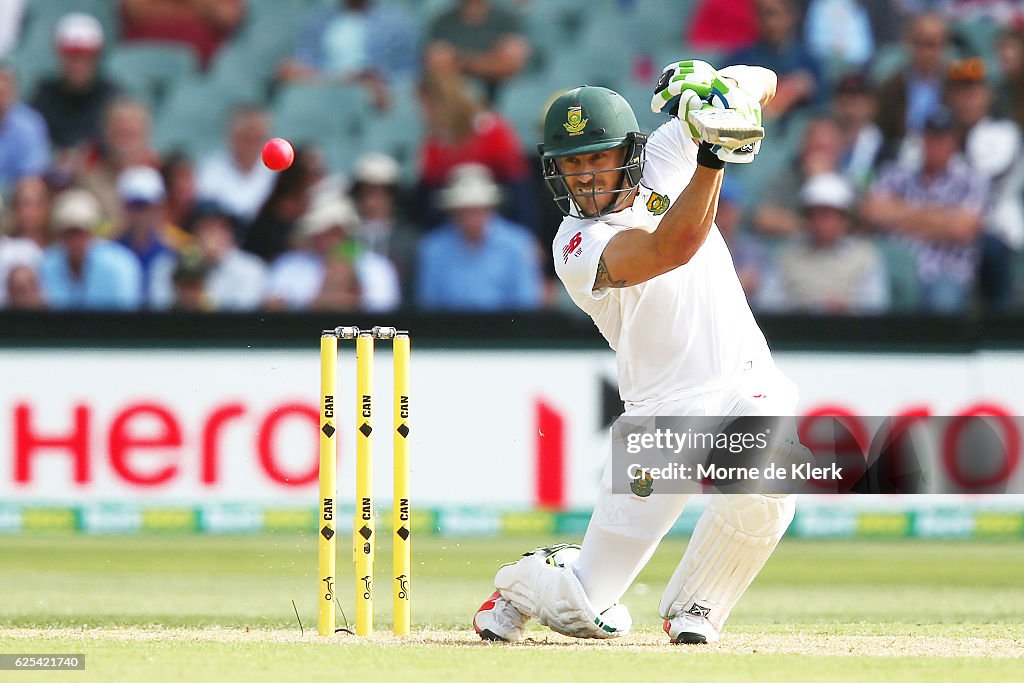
[[553, 117, 774, 405]]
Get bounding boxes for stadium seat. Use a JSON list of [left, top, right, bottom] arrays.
[[11, 1, 115, 95], [245, 0, 307, 25], [651, 46, 725, 73], [398, 0, 454, 24], [153, 79, 235, 159], [524, 0, 592, 45], [9, 14, 60, 94], [271, 83, 371, 149], [232, 7, 303, 77], [614, 82, 673, 135], [9, 39, 55, 97], [720, 160, 774, 210], [566, 15, 638, 89], [547, 0, 695, 95], [879, 239, 921, 312], [523, 0, 597, 74], [317, 132, 369, 177], [868, 44, 908, 84], [496, 75, 567, 144], [611, 0, 694, 48], [952, 18, 1001, 67], [360, 82, 425, 183], [106, 44, 199, 107], [207, 43, 269, 105], [21, 0, 118, 39]]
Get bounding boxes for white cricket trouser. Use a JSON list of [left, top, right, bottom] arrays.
[[573, 364, 799, 614]]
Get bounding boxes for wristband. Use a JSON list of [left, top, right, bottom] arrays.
[[696, 142, 726, 170]]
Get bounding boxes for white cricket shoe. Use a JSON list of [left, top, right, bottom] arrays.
[[474, 590, 530, 642], [663, 612, 721, 644]]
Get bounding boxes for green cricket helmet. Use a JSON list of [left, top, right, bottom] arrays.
[[538, 86, 647, 218]]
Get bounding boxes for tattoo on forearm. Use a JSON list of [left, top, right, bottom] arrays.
[[594, 256, 627, 290]]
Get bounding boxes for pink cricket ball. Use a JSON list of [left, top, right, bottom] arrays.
[[261, 138, 295, 171]]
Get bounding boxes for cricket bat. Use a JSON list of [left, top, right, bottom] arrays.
[[687, 108, 764, 149]]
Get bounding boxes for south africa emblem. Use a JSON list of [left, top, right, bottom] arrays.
[[630, 471, 654, 497], [646, 191, 670, 216], [564, 105, 588, 136]]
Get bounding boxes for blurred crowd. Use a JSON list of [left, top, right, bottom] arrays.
[[2, 0, 1024, 315]]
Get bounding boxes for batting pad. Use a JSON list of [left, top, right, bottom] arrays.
[[495, 551, 632, 639], [659, 494, 795, 631]]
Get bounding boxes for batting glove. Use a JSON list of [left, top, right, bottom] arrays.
[[705, 85, 763, 164], [651, 60, 729, 132], [712, 84, 762, 132]]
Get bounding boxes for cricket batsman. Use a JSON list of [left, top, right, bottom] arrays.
[[473, 61, 799, 645]]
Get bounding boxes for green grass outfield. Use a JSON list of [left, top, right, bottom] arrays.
[[1, 534, 1022, 682]]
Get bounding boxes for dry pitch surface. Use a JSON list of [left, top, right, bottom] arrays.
[[5, 625, 1024, 657], [1, 535, 1022, 682]]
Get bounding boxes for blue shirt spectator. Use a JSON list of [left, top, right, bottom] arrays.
[[874, 13, 949, 149], [297, 1, 418, 78], [266, 196, 400, 312], [280, 0, 419, 84], [803, 0, 874, 71], [416, 164, 542, 311], [0, 64, 51, 194], [39, 189, 143, 310], [729, 0, 822, 120], [118, 231, 172, 282], [862, 110, 988, 313], [114, 166, 177, 294]]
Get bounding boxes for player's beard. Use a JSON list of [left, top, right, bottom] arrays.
[[572, 169, 629, 218]]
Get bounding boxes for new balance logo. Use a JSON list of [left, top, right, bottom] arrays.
[[562, 232, 583, 263]]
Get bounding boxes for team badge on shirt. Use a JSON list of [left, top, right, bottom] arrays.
[[564, 106, 588, 136], [646, 191, 670, 216], [630, 471, 654, 497]]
